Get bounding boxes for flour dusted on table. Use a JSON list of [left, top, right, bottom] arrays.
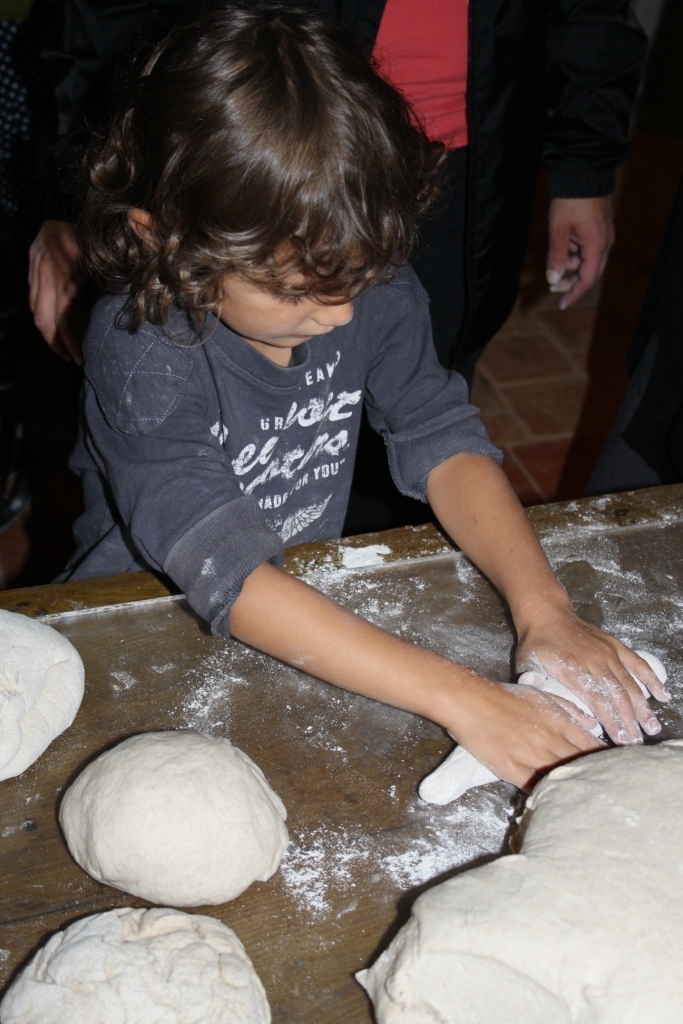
[[0, 907, 270, 1024], [60, 730, 288, 905], [359, 741, 683, 1023], [0, 609, 84, 782]]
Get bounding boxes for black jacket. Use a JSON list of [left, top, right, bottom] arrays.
[[622, 177, 683, 482], [43, 0, 646, 355]]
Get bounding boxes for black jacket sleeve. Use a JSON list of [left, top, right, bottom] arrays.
[[543, 0, 647, 198]]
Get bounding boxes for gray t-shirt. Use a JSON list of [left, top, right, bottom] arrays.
[[66, 265, 500, 633]]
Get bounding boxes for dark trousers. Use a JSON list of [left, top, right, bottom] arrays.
[[411, 147, 468, 374], [343, 148, 469, 534]]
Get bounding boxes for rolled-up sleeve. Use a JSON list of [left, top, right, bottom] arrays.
[[163, 496, 282, 634]]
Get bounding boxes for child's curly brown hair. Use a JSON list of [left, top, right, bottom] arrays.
[[79, 2, 444, 331]]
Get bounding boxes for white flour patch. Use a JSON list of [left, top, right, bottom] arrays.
[[176, 652, 250, 731], [150, 662, 175, 674], [340, 544, 391, 569], [2, 820, 36, 837], [280, 789, 512, 918], [0, 949, 9, 962], [110, 670, 137, 693]]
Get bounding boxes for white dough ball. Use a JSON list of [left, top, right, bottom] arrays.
[[60, 731, 289, 906], [0, 609, 84, 782], [0, 906, 270, 1024], [359, 741, 683, 1024]]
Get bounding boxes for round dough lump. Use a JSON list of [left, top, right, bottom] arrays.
[[0, 609, 84, 782], [60, 730, 289, 905], [359, 741, 683, 1023], [0, 906, 270, 1024]]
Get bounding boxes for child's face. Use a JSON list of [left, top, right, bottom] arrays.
[[220, 273, 354, 367]]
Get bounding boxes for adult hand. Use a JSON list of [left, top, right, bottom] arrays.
[[28, 220, 84, 363], [546, 196, 615, 310]]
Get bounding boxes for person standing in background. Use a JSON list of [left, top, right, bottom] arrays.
[[585, 176, 683, 495], [29, 0, 646, 383]]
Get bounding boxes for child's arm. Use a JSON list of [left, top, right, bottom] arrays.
[[229, 560, 602, 793], [426, 452, 669, 742]]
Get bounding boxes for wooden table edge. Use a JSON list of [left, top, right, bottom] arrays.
[[1, 483, 681, 620]]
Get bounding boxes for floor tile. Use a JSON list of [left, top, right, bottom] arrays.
[[535, 308, 596, 371], [469, 370, 506, 414], [502, 452, 544, 505], [479, 333, 572, 384], [503, 378, 587, 438], [490, 301, 539, 339], [478, 411, 528, 446], [507, 439, 573, 502]]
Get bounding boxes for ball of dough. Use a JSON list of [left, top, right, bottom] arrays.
[[358, 741, 683, 1024], [0, 906, 270, 1024], [0, 609, 84, 782], [60, 731, 288, 906]]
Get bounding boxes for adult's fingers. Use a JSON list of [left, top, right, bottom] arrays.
[[57, 318, 84, 365], [28, 242, 43, 317], [546, 220, 571, 285], [558, 244, 601, 309], [32, 260, 61, 348]]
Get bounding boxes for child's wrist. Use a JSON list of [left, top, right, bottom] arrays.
[[429, 662, 501, 738], [510, 584, 574, 638]]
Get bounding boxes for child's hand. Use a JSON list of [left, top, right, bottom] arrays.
[[515, 605, 671, 745], [449, 678, 606, 792]]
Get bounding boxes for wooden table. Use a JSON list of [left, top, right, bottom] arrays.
[[1, 485, 682, 1022]]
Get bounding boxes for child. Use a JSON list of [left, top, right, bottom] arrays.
[[65, 4, 668, 790]]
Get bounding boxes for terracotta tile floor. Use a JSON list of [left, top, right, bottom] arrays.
[[0, 130, 682, 588], [473, 128, 683, 506], [471, 284, 601, 505]]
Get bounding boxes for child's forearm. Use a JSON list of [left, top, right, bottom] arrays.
[[228, 561, 599, 790], [426, 453, 570, 631], [426, 452, 668, 741], [229, 562, 475, 728]]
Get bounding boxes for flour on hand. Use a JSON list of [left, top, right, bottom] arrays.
[[419, 649, 667, 805], [0, 610, 84, 782], [60, 730, 289, 906], [360, 741, 683, 1024], [0, 906, 270, 1024]]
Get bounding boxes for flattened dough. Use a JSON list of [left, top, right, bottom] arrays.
[[419, 649, 666, 805], [0, 609, 84, 782], [60, 730, 289, 905], [0, 906, 270, 1024], [359, 741, 683, 1023]]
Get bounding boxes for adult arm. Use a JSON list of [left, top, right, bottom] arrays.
[[33, 0, 185, 354], [29, 221, 83, 362], [543, 0, 646, 305]]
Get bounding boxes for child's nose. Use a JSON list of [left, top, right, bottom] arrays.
[[317, 301, 354, 327]]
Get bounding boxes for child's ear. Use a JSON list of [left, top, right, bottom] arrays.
[[127, 208, 158, 248]]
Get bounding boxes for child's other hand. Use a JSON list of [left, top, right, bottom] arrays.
[[451, 679, 605, 792], [515, 606, 671, 746]]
